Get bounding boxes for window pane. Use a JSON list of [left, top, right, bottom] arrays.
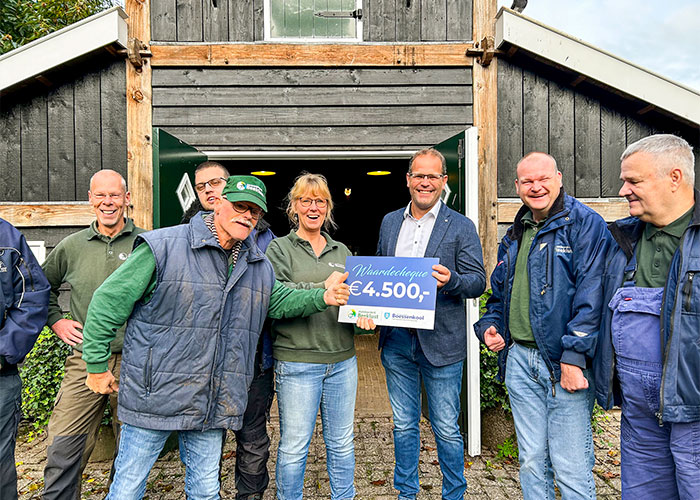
[[270, 0, 357, 39]]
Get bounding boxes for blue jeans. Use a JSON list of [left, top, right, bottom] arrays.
[[505, 342, 595, 500], [107, 424, 224, 500], [275, 356, 357, 500], [0, 373, 21, 500], [380, 328, 466, 500]]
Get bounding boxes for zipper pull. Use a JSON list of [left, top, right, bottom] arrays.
[[683, 272, 695, 311], [550, 376, 556, 397], [541, 288, 547, 296], [655, 411, 664, 427]]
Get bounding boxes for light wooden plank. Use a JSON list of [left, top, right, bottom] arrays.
[[447, 0, 471, 41], [152, 66, 473, 86], [126, 0, 154, 230], [522, 69, 548, 154], [47, 84, 76, 200], [152, 84, 472, 106], [153, 104, 472, 126], [397, 0, 421, 41], [600, 105, 625, 197], [421, 0, 447, 41], [574, 92, 601, 197], [548, 80, 575, 195], [0, 104, 21, 201], [473, 0, 498, 278], [20, 97, 49, 202], [150, 43, 474, 66], [0, 203, 95, 227], [498, 198, 631, 223], [176, 0, 203, 41], [496, 59, 521, 197], [151, 0, 176, 41]]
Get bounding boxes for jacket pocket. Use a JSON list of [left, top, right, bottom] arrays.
[[144, 347, 153, 395], [681, 270, 699, 313]]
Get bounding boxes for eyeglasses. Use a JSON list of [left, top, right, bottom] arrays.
[[194, 177, 227, 192], [231, 201, 264, 220], [408, 173, 445, 182], [91, 193, 124, 201], [298, 198, 328, 208]]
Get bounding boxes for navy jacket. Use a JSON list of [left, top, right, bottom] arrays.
[[0, 219, 50, 370], [594, 195, 700, 423], [118, 216, 275, 431], [377, 202, 486, 366], [474, 192, 609, 382]]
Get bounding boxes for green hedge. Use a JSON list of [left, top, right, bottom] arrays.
[[478, 290, 511, 413], [19, 324, 71, 434]]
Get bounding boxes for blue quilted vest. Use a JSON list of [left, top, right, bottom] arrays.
[[117, 215, 274, 431]]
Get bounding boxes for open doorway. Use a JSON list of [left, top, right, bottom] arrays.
[[218, 158, 410, 256]]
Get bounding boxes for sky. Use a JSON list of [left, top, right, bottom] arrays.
[[497, 0, 700, 91]]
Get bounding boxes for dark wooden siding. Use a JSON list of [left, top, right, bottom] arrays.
[[151, 0, 472, 42], [497, 58, 700, 198], [0, 59, 127, 202], [152, 66, 473, 150]]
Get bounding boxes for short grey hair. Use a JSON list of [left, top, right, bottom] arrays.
[[621, 134, 695, 187], [408, 148, 447, 176], [89, 170, 127, 192]]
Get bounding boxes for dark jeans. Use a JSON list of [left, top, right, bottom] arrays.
[[0, 372, 21, 500], [224, 366, 274, 500]]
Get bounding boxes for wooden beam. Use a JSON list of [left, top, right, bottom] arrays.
[[497, 198, 631, 223], [126, 0, 153, 230], [0, 203, 94, 227], [150, 44, 475, 67], [473, 0, 499, 278]]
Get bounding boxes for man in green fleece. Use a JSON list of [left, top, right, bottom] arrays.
[[42, 169, 145, 500], [80, 176, 351, 499]]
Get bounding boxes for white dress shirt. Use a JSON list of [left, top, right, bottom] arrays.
[[395, 200, 443, 258]]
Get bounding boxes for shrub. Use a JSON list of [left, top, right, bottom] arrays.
[[478, 290, 511, 414], [19, 324, 71, 435]]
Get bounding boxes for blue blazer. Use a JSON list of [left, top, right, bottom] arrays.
[[376, 203, 486, 366]]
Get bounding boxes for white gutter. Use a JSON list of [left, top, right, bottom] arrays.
[[0, 7, 128, 92], [495, 8, 700, 125]]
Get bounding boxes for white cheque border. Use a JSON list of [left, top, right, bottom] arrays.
[[338, 305, 435, 330]]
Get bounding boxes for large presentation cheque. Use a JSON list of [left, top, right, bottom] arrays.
[[338, 256, 438, 329]]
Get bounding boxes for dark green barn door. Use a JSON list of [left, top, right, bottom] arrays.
[[152, 128, 206, 228]]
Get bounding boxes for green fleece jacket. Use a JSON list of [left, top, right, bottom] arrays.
[[41, 219, 145, 353], [266, 231, 355, 363]]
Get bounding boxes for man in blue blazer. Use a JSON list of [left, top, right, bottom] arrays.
[[376, 148, 486, 500]]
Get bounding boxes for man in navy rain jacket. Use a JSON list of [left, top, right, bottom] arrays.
[[0, 219, 50, 499], [593, 134, 700, 499], [474, 152, 609, 500]]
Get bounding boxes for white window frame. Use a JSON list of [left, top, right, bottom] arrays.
[[27, 241, 46, 265], [263, 0, 364, 42]]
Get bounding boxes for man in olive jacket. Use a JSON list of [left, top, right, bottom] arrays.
[[82, 176, 351, 499]]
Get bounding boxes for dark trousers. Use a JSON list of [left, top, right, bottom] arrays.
[[0, 372, 21, 500], [224, 365, 274, 500]]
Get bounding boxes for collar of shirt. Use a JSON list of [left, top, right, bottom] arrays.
[[403, 199, 443, 222], [644, 206, 694, 241], [87, 218, 135, 242]]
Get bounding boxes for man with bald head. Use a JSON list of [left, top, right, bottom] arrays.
[[595, 134, 700, 499], [475, 152, 609, 500], [42, 169, 145, 499]]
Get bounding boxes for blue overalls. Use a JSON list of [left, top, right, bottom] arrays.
[[609, 257, 700, 500]]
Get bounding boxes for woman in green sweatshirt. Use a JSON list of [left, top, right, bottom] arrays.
[[266, 173, 372, 500]]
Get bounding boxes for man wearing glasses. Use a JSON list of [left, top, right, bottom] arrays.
[[42, 170, 145, 499], [80, 176, 351, 498], [376, 148, 486, 500], [184, 161, 278, 500]]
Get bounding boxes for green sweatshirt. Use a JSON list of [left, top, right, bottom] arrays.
[[266, 231, 355, 364], [41, 219, 145, 352], [82, 240, 328, 373]]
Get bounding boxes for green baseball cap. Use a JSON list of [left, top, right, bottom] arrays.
[[221, 175, 267, 213]]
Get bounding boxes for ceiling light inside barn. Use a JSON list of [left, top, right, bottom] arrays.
[[366, 171, 391, 176], [251, 171, 276, 176]]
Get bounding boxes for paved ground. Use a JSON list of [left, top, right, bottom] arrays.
[[15, 409, 621, 499]]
